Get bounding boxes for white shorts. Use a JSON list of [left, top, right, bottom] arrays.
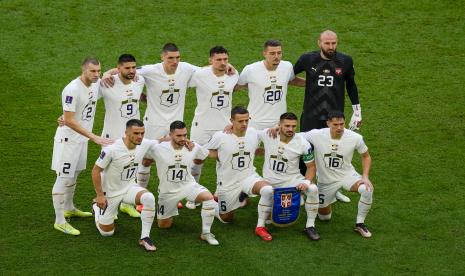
[[157, 182, 209, 219], [267, 175, 310, 189], [217, 173, 262, 214], [317, 171, 361, 208], [144, 121, 169, 140], [97, 185, 147, 225], [248, 120, 278, 131], [190, 124, 220, 145], [51, 140, 88, 178]]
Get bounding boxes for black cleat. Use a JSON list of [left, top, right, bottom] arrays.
[[303, 226, 320, 241]]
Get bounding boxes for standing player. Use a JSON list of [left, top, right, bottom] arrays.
[[51, 57, 112, 235], [259, 112, 320, 240], [206, 106, 274, 241], [301, 111, 374, 238], [98, 54, 145, 217], [294, 30, 362, 202], [146, 121, 219, 245], [236, 40, 305, 130], [188, 46, 239, 190], [91, 119, 157, 251]]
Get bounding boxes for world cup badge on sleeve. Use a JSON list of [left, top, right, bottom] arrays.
[[271, 187, 301, 226]]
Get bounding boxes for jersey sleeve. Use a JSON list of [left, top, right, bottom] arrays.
[[205, 131, 222, 150], [345, 56, 360, 105], [285, 61, 295, 81], [188, 71, 198, 88], [95, 148, 112, 169], [237, 65, 250, 85], [293, 54, 307, 75], [62, 85, 78, 112], [193, 143, 209, 160], [143, 139, 159, 159], [355, 136, 368, 154], [298, 130, 315, 144], [136, 65, 153, 78], [301, 139, 314, 163]]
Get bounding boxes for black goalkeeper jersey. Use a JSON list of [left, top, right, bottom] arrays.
[[294, 51, 359, 122]]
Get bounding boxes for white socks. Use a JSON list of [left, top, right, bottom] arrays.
[[201, 200, 217, 234], [257, 185, 273, 227], [356, 184, 373, 223], [140, 192, 156, 239], [304, 184, 319, 228], [52, 175, 76, 224]]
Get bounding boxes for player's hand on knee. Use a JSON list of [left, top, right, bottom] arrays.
[[296, 183, 309, 191], [349, 104, 362, 130], [360, 177, 373, 192], [96, 195, 107, 210]]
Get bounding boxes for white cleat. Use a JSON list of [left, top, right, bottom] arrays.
[[200, 233, 219, 245], [336, 191, 351, 203], [185, 201, 200, 210]]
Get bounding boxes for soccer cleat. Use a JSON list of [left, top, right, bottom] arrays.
[[139, 237, 157, 252], [200, 233, 219, 245], [255, 227, 272, 241], [177, 201, 183, 209], [336, 191, 351, 203], [54, 222, 80, 235], [239, 192, 248, 208], [64, 208, 93, 218], [303, 227, 320, 241], [120, 203, 141, 218], [185, 201, 200, 210], [354, 223, 372, 238]]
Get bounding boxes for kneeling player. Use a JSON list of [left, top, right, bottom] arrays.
[[206, 106, 274, 241], [91, 119, 157, 251], [260, 112, 320, 240], [301, 111, 374, 238], [146, 121, 219, 245]]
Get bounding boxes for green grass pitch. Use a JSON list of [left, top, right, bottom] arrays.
[[1, 0, 465, 274]]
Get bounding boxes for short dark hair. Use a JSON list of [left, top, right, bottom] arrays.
[[327, 110, 345, 121], [231, 106, 249, 119], [81, 56, 100, 67], [118, 54, 136, 64], [209, 46, 228, 57], [126, 119, 144, 128], [264, 39, 282, 49], [162, 43, 179, 53], [280, 112, 298, 121], [170, 120, 186, 132]]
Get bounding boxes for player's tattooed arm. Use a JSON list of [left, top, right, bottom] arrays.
[[304, 160, 316, 183]]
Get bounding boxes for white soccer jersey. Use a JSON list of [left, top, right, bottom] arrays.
[[95, 138, 158, 197], [301, 128, 368, 184], [238, 60, 295, 129], [99, 74, 145, 139], [190, 66, 239, 130], [146, 141, 209, 194], [260, 130, 313, 184], [205, 128, 261, 191], [137, 62, 198, 127], [54, 77, 100, 143]]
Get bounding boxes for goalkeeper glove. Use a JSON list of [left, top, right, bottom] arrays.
[[349, 104, 362, 130]]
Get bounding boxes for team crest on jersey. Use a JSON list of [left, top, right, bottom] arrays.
[[335, 68, 342, 75], [331, 144, 338, 151], [65, 96, 73, 104], [88, 90, 94, 99]]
